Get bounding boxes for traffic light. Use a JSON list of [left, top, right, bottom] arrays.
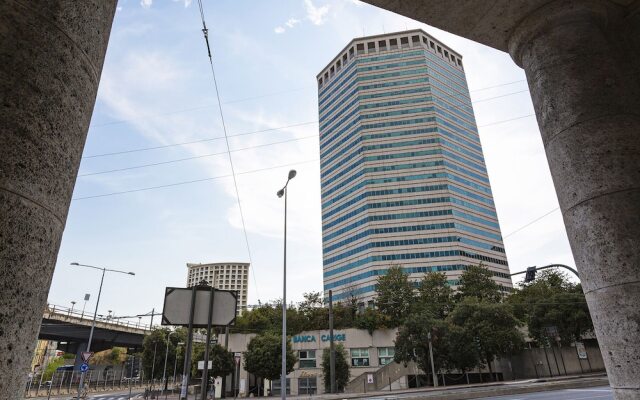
[[524, 266, 537, 283], [125, 355, 141, 378]]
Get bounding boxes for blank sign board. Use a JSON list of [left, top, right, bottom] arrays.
[[161, 287, 237, 327]]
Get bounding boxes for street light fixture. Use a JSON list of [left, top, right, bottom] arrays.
[[69, 301, 76, 316], [69, 262, 135, 400], [276, 169, 296, 400]]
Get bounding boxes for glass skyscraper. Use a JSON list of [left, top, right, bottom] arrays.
[[317, 30, 512, 303]]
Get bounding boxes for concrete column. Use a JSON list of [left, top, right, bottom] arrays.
[[508, 1, 640, 398], [0, 1, 116, 398]]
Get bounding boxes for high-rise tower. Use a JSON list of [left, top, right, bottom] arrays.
[[317, 30, 511, 304]]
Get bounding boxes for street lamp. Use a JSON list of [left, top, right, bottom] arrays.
[[276, 169, 296, 400], [173, 342, 185, 391], [162, 331, 177, 393], [70, 262, 135, 400], [69, 301, 76, 316]]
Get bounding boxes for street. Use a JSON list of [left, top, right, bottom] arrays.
[[365, 386, 613, 400]]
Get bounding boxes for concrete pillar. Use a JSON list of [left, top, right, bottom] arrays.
[[0, 2, 116, 398], [508, 1, 640, 398]]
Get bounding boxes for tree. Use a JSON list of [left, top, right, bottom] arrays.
[[142, 328, 169, 379], [243, 333, 296, 390], [508, 270, 593, 346], [354, 308, 388, 334], [456, 264, 502, 302], [394, 312, 450, 380], [321, 344, 350, 392], [192, 343, 234, 379], [376, 266, 415, 326], [416, 272, 454, 319], [447, 298, 524, 380]]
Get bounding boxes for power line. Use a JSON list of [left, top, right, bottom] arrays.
[[82, 120, 318, 159], [504, 207, 560, 239], [89, 87, 313, 129], [196, 0, 260, 301], [78, 134, 317, 177], [72, 159, 319, 201]]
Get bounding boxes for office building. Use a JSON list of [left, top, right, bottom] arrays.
[[186, 262, 249, 314], [317, 30, 511, 303]]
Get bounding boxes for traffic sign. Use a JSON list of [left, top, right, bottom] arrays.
[[234, 352, 241, 365], [161, 287, 237, 327], [81, 352, 94, 362], [80, 363, 89, 372]]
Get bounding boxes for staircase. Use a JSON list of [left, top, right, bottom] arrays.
[[345, 361, 421, 393]]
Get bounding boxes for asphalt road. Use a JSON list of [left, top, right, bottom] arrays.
[[480, 386, 613, 400], [365, 384, 612, 400]]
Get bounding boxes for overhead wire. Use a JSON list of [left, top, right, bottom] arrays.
[[504, 207, 561, 239]]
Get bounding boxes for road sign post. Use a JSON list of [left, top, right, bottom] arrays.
[[162, 285, 237, 400]]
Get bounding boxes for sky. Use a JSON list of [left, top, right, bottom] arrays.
[[47, 0, 577, 325]]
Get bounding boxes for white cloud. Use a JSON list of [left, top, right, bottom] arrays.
[[285, 18, 301, 28], [304, 0, 330, 25], [274, 26, 286, 34], [116, 6, 123, 12], [140, 0, 152, 9]]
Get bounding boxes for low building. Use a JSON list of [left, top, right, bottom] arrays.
[[216, 328, 605, 397]]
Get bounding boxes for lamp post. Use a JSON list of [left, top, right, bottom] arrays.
[[173, 342, 185, 394], [70, 262, 135, 400], [69, 301, 76, 316], [277, 169, 296, 400], [162, 331, 176, 393]]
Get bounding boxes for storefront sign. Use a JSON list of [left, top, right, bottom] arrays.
[[321, 333, 346, 342], [293, 335, 316, 343]]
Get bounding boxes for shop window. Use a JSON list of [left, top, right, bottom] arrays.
[[272, 378, 290, 395], [298, 377, 317, 395], [351, 348, 370, 366]]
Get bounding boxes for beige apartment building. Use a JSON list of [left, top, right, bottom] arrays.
[[186, 262, 249, 314]]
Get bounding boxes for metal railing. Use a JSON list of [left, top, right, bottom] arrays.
[[44, 303, 151, 331], [24, 368, 180, 398]]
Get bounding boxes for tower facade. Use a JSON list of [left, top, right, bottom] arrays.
[[317, 30, 511, 304], [186, 262, 249, 314]]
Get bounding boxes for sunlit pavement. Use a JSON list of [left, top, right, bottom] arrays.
[[365, 386, 613, 400]]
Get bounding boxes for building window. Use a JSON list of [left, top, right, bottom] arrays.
[[356, 43, 365, 55], [437, 45, 442, 54], [400, 37, 409, 48], [351, 348, 370, 366], [422, 36, 428, 45], [367, 41, 375, 53], [389, 38, 398, 50], [342, 53, 348, 64], [378, 347, 395, 365], [378, 40, 387, 51], [298, 377, 317, 395], [329, 66, 334, 77], [430, 41, 435, 50], [272, 378, 290, 395], [411, 35, 420, 45], [349, 47, 354, 58], [336, 60, 341, 71], [299, 350, 316, 368]]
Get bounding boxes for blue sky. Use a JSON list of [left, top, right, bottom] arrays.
[[48, 0, 576, 325]]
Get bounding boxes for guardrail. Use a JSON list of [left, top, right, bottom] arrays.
[[44, 303, 151, 331]]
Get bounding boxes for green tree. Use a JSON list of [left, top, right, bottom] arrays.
[[42, 356, 66, 380], [321, 344, 350, 392], [416, 272, 454, 319], [142, 328, 168, 379], [394, 312, 450, 380], [456, 264, 502, 302], [508, 270, 593, 346], [243, 333, 296, 390], [448, 298, 524, 380], [376, 266, 415, 327], [192, 343, 234, 379], [354, 308, 388, 334], [141, 327, 187, 381]]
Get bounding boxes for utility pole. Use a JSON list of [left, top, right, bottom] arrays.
[[328, 290, 336, 394]]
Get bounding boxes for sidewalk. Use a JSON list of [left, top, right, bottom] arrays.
[[146, 373, 608, 400]]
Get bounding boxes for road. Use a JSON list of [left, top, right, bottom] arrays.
[[479, 386, 613, 400], [365, 386, 613, 400]]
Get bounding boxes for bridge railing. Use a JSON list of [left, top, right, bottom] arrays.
[[44, 303, 151, 331]]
